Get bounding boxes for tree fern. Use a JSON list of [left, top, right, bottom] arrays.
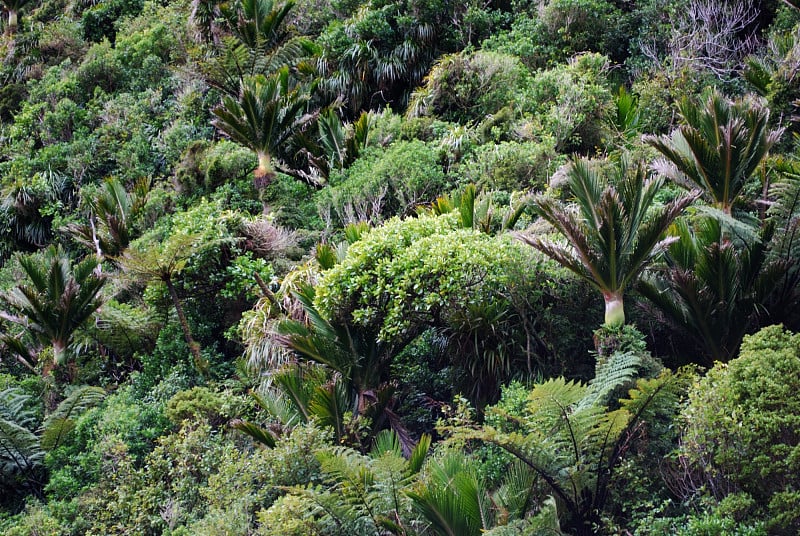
[[40, 386, 105, 450], [299, 431, 431, 535], [582, 351, 644, 409], [0, 417, 41, 478], [455, 369, 686, 535], [0, 388, 42, 487]]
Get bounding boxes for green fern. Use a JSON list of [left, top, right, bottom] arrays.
[[40, 386, 105, 450], [454, 369, 686, 534], [299, 431, 431, 535], [582, 351, 644, 408], [0, 388, 42, 485]]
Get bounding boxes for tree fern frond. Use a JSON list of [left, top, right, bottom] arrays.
[[41, 386, 105, 450], [0, 417, 42, 477], [582, 351, 644, 409]]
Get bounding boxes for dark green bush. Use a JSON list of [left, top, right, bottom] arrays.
[[81, 0, 145, 43]]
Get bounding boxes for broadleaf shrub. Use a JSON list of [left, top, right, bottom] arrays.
[[680, 325, 800, 534]]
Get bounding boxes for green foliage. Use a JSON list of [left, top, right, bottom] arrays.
[[456, 367, 690, 535], [456, 141, 563, 192], [221, 252, 274, 301], [276, 284, 403, 448], [520, 53, 613, 152], [66, 176, 150, 258], [212, 68, 315, 187], [680, 325, 800, 534], [407, 50, 530, 124], [639, 216, 789, 364], [282, 430, 430, 535], [646, 90, 783, 214], [165, 386, 236, 427], [0, 245, 106, 370], [317, 140, 450, 226], [40, 386, 105, 450], [185, 423, 329, 534], [81, 0, 145, 43], [315, 0, 456, 114], [484, 0, 623, 69], [315, 213, 542, 404]]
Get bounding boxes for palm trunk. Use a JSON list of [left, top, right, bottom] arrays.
[[7, 10, 17, 34], [163, 275, 209, 378], [603, 291, 625, 327], [253, 151, 277, 190]]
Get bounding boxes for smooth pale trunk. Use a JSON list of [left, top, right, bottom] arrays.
[[253, 151, 276, 190], [603, 292, 625, 327], [8, 10, 17, 32]]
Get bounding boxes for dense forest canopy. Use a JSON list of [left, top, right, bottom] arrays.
[[1, 0, 800, 534]]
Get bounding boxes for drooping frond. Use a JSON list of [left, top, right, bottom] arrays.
[[40, 386, 105, 450], [0, 417, 42, 478], [0, 388, 42, 479], [407, 451, 491, 536]]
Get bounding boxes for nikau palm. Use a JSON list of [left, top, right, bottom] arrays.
[[639, 217, 788, 363], [646, 91, 783, 215], [212, 67, 313, 188], [0, 246, 106, 370], [522, 158, 697, 327]]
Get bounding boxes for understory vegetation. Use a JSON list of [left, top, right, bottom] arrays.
[[1, 0, 800, 534]]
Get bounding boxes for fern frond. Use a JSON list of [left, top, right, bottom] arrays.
[[0, 417, 42, 476], [41, 386, 105, 450], [582, 351, 643, 408]]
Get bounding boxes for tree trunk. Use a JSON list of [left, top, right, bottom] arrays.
[[603, 291, 625, 327], [7, 10, 17, 34], [163, 275, 209, 378], [253, 151, 277, 190]]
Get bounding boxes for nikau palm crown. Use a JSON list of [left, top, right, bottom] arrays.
[[646, 91, 783, 215], [522, 158, 697, 327]]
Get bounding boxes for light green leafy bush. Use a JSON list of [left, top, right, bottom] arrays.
[[317, 140, 450, 226], [456, 140, 563, 192], [520, 53, 613, 152]]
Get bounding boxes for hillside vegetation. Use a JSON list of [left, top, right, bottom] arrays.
[[1, 0, 800, 534]]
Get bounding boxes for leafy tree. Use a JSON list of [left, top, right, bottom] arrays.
[[0, 246, 106, 373], [523, 157, 696, 327], [212, 68, 316, 188], [315, 214, 542, 405], [407, 452, 563, 536], [646, 91, 783, 215]]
